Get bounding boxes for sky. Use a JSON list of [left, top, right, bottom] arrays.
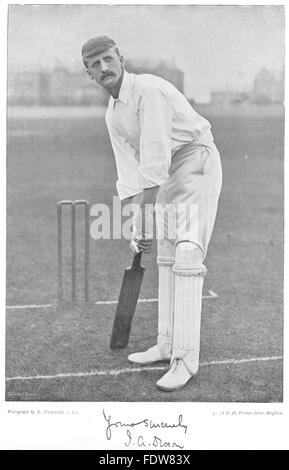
[[7, 4, 284, 101]]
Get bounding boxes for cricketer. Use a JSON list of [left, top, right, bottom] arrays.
[[82, 36, 222, 391]]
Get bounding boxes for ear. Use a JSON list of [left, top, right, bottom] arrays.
[[120, 55, 125, 65], [86, 70, 93, 79]]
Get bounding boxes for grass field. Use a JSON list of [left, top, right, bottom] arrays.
[[6, 104, 284, 402]]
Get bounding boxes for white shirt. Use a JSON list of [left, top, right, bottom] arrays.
[[105, 71, 212, 200]]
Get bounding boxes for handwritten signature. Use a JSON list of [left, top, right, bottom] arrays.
[[103, 409, 187, 441], [125, 430, 184, 449]]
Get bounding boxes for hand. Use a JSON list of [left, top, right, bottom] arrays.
[[130, 236, 153, 254], [130, 205, 154, 254]]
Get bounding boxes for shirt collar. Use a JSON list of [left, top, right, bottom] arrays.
[[117, 70, 131, 105]]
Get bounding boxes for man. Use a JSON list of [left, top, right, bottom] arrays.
[[82, 35, 222, 391]]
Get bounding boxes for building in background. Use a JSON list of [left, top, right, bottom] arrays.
[[210, 67, 284, 106], [210, 90, 249, 106], [11, 64, 284, 107], [48, 66, 108, 105], [126, 58, 184, 93], [7, 59, 184, 106], [8, 71, 48, 105], [7, 67, 108, 106], [251, 67, 284, 104]]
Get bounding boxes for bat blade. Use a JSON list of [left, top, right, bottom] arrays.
[[110, 252, 145, 349]]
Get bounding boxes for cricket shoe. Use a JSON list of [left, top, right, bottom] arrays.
[[128, 345, 171, 365], [156, 358, 194, 392]]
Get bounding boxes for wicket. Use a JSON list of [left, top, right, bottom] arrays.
[[57, 200, 90, 303]]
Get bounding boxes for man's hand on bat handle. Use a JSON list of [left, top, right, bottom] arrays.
[[129, 186, 160, 255], [130, 212, 154, 254], [130, 236, 153, 254]]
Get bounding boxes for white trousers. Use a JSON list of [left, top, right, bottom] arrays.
[[155, 136, 222, 257], [155, 136, 222, 372]]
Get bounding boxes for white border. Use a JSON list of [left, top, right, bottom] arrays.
[[1, 0, 288, 451]]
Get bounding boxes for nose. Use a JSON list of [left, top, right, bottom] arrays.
[[100, 60, 109, 73]]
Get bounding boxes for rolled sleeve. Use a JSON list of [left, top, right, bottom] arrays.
[[116, 180, 142, 200], [139, 88, 172, 188], [107, 124, 142, 200]]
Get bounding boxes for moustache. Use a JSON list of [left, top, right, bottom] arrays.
[[101, 72, 114, 80]]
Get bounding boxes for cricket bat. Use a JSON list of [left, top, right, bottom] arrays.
[[110, 249, 145, 349]]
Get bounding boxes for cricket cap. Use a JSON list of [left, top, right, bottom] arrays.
[[81, 35, 116, 59]]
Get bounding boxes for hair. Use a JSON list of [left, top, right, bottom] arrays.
[[113, 46, 121, 57]]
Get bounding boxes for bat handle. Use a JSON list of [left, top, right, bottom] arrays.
[[131, 252, 142, 269]]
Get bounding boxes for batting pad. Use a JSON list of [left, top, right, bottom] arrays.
[[157, 239, 175, 358], [171, 242, 207, 374]]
